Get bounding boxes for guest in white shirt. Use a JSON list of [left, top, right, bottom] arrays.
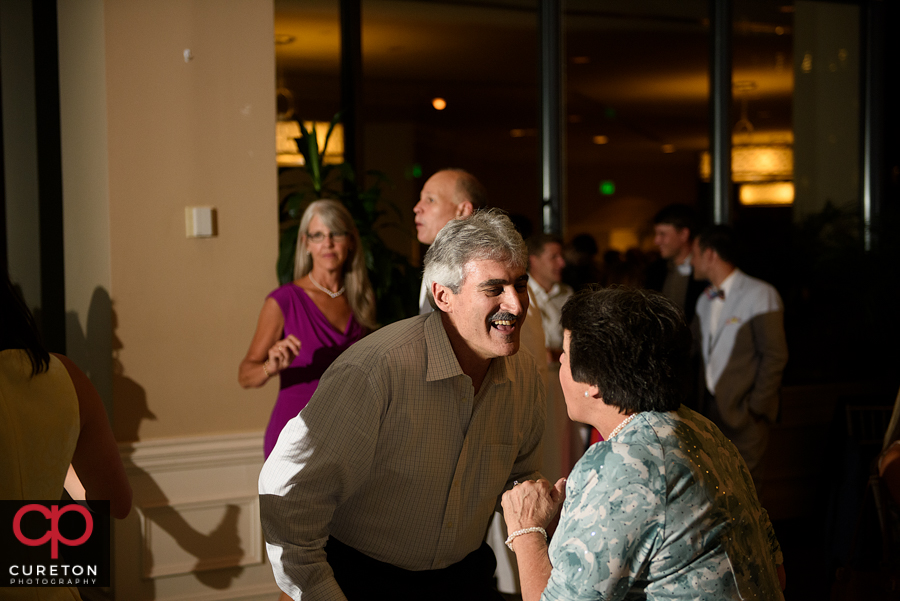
[[526, 234, 573, 362], [692, 225, 788, 484], [526, 233, 584, 477]]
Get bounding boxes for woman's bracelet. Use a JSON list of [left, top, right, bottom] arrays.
[[262, 360, 271, 378], [505, 527, 547, 552]]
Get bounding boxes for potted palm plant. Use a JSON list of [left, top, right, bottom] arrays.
[[277, 115, 419, 326]]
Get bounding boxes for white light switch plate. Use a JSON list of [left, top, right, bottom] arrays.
[[185, 207, 217, 238]]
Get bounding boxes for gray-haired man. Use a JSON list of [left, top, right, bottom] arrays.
[[260, 209, 545, 601]]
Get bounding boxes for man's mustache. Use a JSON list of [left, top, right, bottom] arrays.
[[489, 311, 520, 323]]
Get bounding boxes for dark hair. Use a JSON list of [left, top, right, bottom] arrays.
[[526, 233, 563, 257], [1, 271, 50, 375], [697, 224, 740, 266], [568, 233, 598, 257], [560, 287, 690, 413], [653, 204, 698, 238]]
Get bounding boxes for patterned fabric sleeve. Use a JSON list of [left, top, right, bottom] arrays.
[[541, 444, 664, 601], [763, 507, 784, 566]]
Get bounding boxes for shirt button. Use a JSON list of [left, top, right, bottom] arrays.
[[447, 522, 453, 528]]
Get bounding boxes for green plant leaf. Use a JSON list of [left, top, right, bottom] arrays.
[[277, 112, 420, 324]]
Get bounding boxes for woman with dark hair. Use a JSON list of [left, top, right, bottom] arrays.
[[501, 287, 786, 601], [239, 200, 375, 458], [1, 271, 132, 600]]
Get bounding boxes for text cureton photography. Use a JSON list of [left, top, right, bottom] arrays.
[[1, 500, 110, 589]]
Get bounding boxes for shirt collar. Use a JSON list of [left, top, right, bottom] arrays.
[[675, 255, 692, 277], [718, 268, 739, 296], [527, 277, 560, 300], [423, 311, 512, 385]]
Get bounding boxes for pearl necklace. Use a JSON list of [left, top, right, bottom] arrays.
[[607, 413, 638, 440], [308, 273, 345, 299]]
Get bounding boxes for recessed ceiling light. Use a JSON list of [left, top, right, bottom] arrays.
[[592, 135, 609, 145], [571, 56, 590, 64], [432, 98, 447, 111], [662, 144, 676, 153]]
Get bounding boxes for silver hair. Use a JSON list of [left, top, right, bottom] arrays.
[[423, 209, 527, 310], [293, 199, 377, 330]]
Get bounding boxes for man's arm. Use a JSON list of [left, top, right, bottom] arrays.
[[259, 365, 381, 601], [747, 310, 788, 422]]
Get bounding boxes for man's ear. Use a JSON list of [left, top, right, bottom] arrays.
[[456, 201, 474, 219], [432, 282, 454, 312]]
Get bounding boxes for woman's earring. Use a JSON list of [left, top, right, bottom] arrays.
[[584, 391, 590, 397]]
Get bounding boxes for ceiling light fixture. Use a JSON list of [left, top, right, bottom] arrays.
[[275, 85, 344, 167], [432, 97, 447, 111], [699, 81, 793, 204], [739, 182, 794, 206]]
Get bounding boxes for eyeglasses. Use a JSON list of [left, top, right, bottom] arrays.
[[306, 231, 349, 243]]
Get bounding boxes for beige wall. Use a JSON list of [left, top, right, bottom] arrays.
[[1, 0, 42, 311], [59, 0, 115, 411], [65, 0, 280, 442]]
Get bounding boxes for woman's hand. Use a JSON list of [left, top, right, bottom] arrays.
[[502, 477, 567, 533], [265, 334, 301, 376]]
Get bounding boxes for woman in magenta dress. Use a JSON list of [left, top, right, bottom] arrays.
[[240, 200, 376, 457]]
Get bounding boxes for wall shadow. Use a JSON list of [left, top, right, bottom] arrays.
[[67, 287, 246, 597]]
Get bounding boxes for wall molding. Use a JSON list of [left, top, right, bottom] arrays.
[[119, 431, 265, 473], [115, 431, 279, 600], [140, 495, 263, 578]]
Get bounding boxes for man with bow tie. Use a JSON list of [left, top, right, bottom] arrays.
[[692, 225, 788, 486]]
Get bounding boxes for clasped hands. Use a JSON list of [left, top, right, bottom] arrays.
[[265, 335, 301, 377], [501, 477, 567, 535]]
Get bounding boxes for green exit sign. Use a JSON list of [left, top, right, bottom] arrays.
[[599, 180, 615, 195]]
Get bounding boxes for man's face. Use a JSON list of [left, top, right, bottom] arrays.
[[440, 259, 529, 361], [653, 224, 691, 260], [529, 242, 565, 288], [691, 241, 712, 280], [413, 171, 464, 245]]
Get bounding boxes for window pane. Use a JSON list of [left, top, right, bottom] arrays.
[[564, 0, 709, 266]]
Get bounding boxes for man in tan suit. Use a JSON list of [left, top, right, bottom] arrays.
[[693, 225, 788, 483]]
